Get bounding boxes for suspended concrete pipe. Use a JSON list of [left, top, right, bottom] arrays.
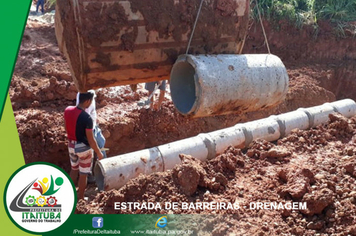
[[94, 99, 356, 191], [170, 54, 289, 117]]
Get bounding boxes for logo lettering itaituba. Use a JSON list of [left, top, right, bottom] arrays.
[[22, 212, 61, 220]]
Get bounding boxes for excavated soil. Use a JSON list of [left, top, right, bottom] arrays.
[[77, 113, 356, 235], [10, 17, 340, 170], [9, 4, 356, 235]]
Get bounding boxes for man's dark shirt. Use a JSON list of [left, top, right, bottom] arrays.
[[64, 106, 93, 146]]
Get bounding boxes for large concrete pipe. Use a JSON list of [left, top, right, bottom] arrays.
[[95, 99, 356, 191], [170, 54, 289, 117], [55, 0, 250, 91]]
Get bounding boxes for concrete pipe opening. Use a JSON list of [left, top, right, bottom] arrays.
[[94, 163, 105, 191], [170, 60, 197, 115], [170, 54, 289, 118]]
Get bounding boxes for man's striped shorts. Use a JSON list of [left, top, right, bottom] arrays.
[[68, 140, 93, 175]]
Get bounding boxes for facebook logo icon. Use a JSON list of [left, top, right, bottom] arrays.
[[92, 217, 104, 228]]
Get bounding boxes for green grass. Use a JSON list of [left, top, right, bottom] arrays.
[[251, 0, 356, 37], [46, 0, 356, 37], [47, 0, 56, 7]]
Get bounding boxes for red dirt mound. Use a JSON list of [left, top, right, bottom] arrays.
[[77, 113, 356, 235]]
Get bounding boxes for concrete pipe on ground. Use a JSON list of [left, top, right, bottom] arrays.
[[95, 99, 356, 191], [170, 54, 289, 117]]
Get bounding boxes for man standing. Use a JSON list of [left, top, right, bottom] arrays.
[[76, 90, 106, 159], [36, 0, 45, 15], [76, 90, 106, 183], [64, 91, 103, 200], [145, 80, 166, 111]]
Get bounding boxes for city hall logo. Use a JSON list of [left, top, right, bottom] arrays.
[[4, 163, 76, 234], [12, 176, 63, 221]]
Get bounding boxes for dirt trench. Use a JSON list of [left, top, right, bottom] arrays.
[[242, 20, 356, 102], [9, 9, 356, 235], [78, 113, 356, 235], [10, 17, 355, 170]]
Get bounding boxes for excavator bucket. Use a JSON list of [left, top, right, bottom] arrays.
[[55, 0, 250, 92]]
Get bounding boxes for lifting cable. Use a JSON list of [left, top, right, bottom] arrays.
[[186, 0, 204, 54], [186, 0, 270, 55], [255, 0, 271, 54]]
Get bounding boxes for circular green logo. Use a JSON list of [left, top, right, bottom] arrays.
[[3, 162, 76, 234]]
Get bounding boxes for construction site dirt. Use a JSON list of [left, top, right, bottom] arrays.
[[10, 10, 356, 236]]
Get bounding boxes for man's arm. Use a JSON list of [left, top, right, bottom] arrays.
[[86, 129, 104, 160]]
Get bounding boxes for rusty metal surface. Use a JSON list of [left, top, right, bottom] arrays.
[[55, 0, 250, 91]]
